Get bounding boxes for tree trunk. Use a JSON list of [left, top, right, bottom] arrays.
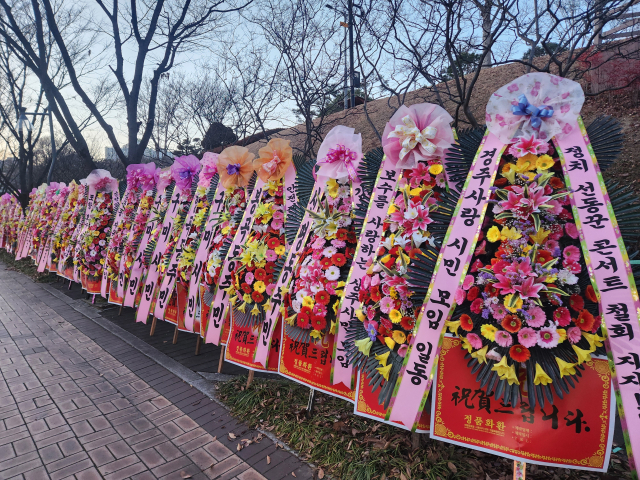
[[481, 0, 493, 67]]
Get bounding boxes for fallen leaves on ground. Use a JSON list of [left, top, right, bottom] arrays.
[[217, 375, 632, 480]]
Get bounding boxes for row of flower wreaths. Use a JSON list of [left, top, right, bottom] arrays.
[[0, 72, 638, 433]]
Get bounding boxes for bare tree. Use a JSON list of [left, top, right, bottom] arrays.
[[139, 73, 188, 165], [510, 0, 640, 92], [251, 0, 346, 157], [0, 0, 106, 172], [185, 70, 236, 139], [0, 0, 251, 169]]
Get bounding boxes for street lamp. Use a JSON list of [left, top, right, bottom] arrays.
[[17, 106, 58, 185], [326, 2, 357, 110]]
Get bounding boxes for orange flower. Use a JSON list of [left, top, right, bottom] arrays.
[[217, 146, 255, 188], [254, 138, 292, 182], [576, 310, 595, 331], [509, 345, 530, 362], [460, 314, 474, 332]]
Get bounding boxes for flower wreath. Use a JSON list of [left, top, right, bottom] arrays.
[[158, 156, 201, 275], [281, 126, 363, 343], [343, 104, 467, 408], [203, 147, 254, 292], [175, 153, 220, 287], [77, 170, 118, 278], [230, 139, 292, 326], [61, 185, 87, 269], [51, 182, 81, 266]]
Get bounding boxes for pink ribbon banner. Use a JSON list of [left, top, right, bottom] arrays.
[[153, 186, 204, 319], [205, 179, 265, 345], [387, 132, 505, 430], [184, 182, 225, 332], [135, 186, 182, 323], [556, 118, 640, 470], [283, 165, 297, 215], [253, 181, 324, 366], [122, 186, 167, 306], [332, 162, 401, 389]]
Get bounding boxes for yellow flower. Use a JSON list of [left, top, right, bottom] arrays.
[[376, 363, 392, 381], [302, 296, 314, 308], [384, 337, 396, 350], [583, 332, 604, 351], [355, 338, 373, 356], [487, 226, 501, 243], [392, 330, 406, 344], [274, 245, 285, 255], [429, 164, 443, 175], [557, 328, 567, 343], [310, 330, 323, 340], [556, 357, 576, 377], [355, 309, 365, 321], [481, 324, 497, 341], [389, 286, 398, 299], [471, 345, 489, 364], [515, 154, 536, 172], [243, 293, 252, 303], [251, 304, 261, 315], [388, 204, 398, 215], [389, 309, 402, 323], [460, 336, 473, 353], [500, 226, 521, 241], [446, 320, 460, 336], [330, 320, 338, 335], [254, 281, 266, 293], [409, 187, 422, 196], [503, 294, 523, 313], [491, 357, 511, 379], [534, 363, 552, 386], [501, 164, 517, 184], [536, 154, 554, 170], [326, 179, 340, 198], [529, 228, 550, 245], [572, 345, 592, 364], [375, 351, 390, 367]]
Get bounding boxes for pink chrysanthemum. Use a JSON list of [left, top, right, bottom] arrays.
[[527, 306, 546, 327], [537, 326, 560, 348], [518, 327, 538, 348], [495, 330, 513, 348], [467, 333, 483, 349]]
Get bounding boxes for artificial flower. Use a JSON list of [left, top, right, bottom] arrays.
[[509, 345, 531, 362], [255, 138, 292, 182], [217, 146, 255, 188]]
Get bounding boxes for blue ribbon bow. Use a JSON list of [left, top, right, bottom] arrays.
[[511, 94, 554, 129]]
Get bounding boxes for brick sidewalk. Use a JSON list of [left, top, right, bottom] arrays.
[[0, 265, 313, 480]]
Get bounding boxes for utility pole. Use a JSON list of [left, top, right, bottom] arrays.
[[348, 0, 356, 109], [327, 3, 357, 109]]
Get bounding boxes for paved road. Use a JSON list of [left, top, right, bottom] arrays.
[[0, 265, 313, 480]]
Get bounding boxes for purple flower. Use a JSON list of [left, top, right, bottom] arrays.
[[171, 155, 201, 192], [226, 163, 241, 176], [366, 322, 378, 341]]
